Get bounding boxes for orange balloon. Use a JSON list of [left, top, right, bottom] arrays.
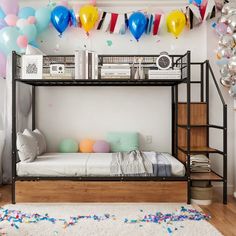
[[80, 139, 95, 153]]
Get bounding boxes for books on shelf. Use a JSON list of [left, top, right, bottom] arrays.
[[148, 69, 181, 80], [101, 64, 131, 79], [75, 50, 98, 80]]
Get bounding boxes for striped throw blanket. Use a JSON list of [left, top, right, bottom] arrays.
[[110, 150, 153, 176]]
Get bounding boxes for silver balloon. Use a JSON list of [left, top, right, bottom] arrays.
[[219, 35, 235, 48], [217, 46, 232, 59], [228, 15, 236, 33], [229, 85, 236, 96], [220, 76, 232, 88], [222, 3, 236, 15], [220, 64, 230, 77], [218, 15, 229, 24], [228, 56, 236, 74]]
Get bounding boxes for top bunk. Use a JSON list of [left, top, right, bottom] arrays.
[[13, 51, 190, 87]]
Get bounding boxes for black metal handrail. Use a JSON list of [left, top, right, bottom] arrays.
[[207, 61, 227, 106]]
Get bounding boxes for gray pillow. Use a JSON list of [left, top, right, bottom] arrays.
[[17, 132, 38, 162], [24, 129, 46, 155]]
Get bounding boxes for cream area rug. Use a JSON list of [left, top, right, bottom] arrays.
[[0, 203, 222, 236]]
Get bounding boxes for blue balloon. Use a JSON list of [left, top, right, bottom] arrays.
[[0, 27, 21, 55], [189, 0, 202, 5], [51, 6, 70, 35], [20, 24, 37, 43], [128, 12, 147, 41], [0, 8, 5, 19], [35, 7, 51, 32], [70, 9, 77, 27], [18, 7, 35, 19]]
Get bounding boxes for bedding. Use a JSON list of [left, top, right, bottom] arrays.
[[17, 152, 186, 177]]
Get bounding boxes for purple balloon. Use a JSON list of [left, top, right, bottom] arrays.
[[0, 19, 7, 30], [93, 140, 110, 153], [0, 51, 6, 78], [0, 0, 19, 15]]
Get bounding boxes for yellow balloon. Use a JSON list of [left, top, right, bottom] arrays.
[[79, 5, 99, 34], [166, 10, 186, 38]]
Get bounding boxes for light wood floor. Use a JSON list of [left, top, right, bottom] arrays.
[[0, 185, 235, 235]]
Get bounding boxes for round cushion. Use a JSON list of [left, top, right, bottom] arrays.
[[79, 139, 95, 153], [59, 139, 78, 153], [93, 140, 110, 153]]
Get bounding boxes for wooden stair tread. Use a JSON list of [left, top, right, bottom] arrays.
[[178, 146, 222, 154], [190, 171, 223, 181]]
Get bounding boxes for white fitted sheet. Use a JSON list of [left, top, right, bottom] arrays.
[[17, 152, 185, 177]]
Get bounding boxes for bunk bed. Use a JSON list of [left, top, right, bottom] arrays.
[[11, 51, 227, 204]]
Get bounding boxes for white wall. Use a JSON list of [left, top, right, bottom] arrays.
[[18, 1, 235, 191]]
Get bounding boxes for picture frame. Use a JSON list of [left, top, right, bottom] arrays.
[[22, 55, 43, 80]]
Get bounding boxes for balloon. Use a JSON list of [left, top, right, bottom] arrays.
[[0, 18, 7, 30], [0, 0, 19, 15], [0, 8, 5, 19], [79, 5, 99, 34], [228, 15, 236, 33], [166, 10, 186, 38], [18, 7, 35, 19], [229, 84, 236, 96], [128, 12, 147, 41], [220, 64, 230, 77], [220, 76, 232, 88], [228, 56, 236, 74], [58, 0, 69, 7], [219, 35, 235, 48], [35, 7, 51, 32], [17, 35, 28, 48], [215, 22, 228, 36], [0, 27, 21, 55], [189, 0, 202, 6], [0, 51, 6, 78], [5, 14, 18, 26], [218, 15, 229, 24], [70, 9, 77, 27], [20, 24, 37, 43], [217, 46, 232, 59], [222, 3, 236, 15], [16, 18, 28, 29], [51, 6, 70, 35], [27, 16, 36, 24]]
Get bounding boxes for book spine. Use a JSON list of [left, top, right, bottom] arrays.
[[85, 50, 89, 80], [94, 53, 98, 80], [75, 50, 85, 80], [88, 52, 93, 80]]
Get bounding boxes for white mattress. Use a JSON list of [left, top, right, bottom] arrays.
[[17, 152, 185, 177]]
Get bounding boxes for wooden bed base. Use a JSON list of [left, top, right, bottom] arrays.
[[16, 181, 187, 203]]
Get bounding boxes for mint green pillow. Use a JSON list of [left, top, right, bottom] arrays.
[[106, 132, 139, 152]]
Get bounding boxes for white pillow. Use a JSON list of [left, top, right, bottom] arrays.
[[17, 132, 38, 162], [24, 129, 47, 155]]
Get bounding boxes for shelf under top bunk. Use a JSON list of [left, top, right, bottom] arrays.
[[15, 79, 187, 86]]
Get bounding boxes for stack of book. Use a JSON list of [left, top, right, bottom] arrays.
[[101, 64, 131, 79], [75, 50, 98, 80], [190, 155, 211, 173], [148, 68, 181, 80]]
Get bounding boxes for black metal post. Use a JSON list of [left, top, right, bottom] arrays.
[[206, 61, 210, 158], [32, 86, 36, 130], [12, 52, 17, 204], [223, 105, 227, 204], [200, 63, 204, 102], [175, 85, 179, 160], [171, 86, 175, 156], [187, 51, 191, 204]]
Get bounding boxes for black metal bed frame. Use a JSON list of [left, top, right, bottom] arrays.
[[11, 51, 227, 205]]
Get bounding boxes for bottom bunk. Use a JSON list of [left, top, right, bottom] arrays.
[[15, 181, 187, 203]]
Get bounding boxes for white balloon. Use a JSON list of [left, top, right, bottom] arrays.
[[217, 46, 232, 59], [220, 64, 230, 77], [219, 35, 235, 48], [228, 56, 236, 74], [220, 76, 232, 88], [222, 2, 236, 15]]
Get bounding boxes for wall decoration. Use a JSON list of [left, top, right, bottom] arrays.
[[215, 2, 236, 97], [22, 55, 43, 80], [0, 0, 225, 79]]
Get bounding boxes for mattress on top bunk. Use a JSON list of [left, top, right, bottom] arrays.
[[16, 152, 185, 177]]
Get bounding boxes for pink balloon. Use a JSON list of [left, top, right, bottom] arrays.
[[27, 16, 36, 24], [215, 23, 228, 36], [0, 0, 19, 15], [0, 52, 7, 78], [58, 0, 69, 7], [5, 14, 18, 26], [17, 35, 28, 49], [90, 0, 96, 6]]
